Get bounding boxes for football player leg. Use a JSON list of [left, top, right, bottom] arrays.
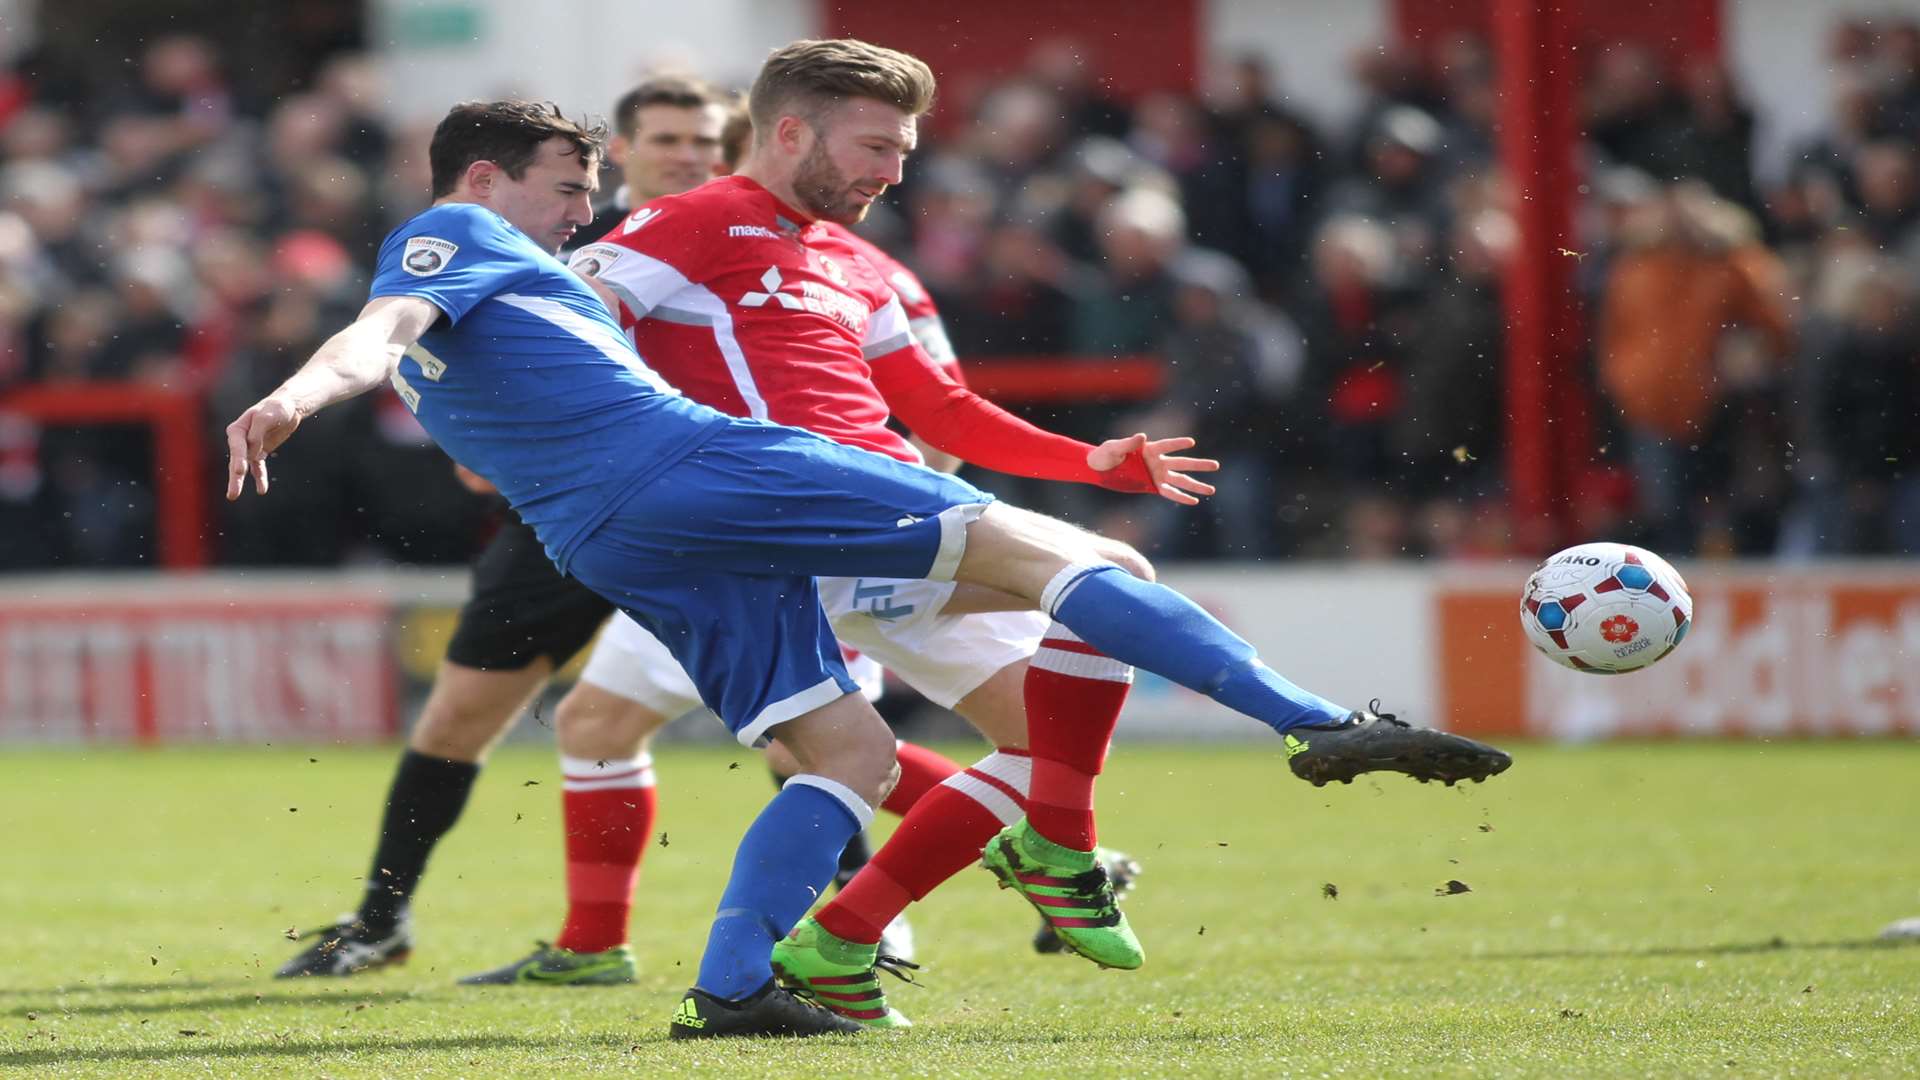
[[951, 501, 1513, 786], [279, 524, 611, 978], [458, 673, 677, 987], [561, 549, 883, 1038], [761, 651, 953, 964], [777, 580, 1141, 1019]]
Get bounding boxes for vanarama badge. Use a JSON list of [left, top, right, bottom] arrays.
[[568, 244, 624, 278], [401, 236, 458, 276]]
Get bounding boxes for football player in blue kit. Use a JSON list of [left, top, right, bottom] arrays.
[[225, 87, 1510, 1038]]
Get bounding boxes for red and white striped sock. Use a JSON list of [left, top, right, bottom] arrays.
[[553, 753, 657, 954], [1024, 622, 1133, 852], [814, 749, 1031, 945]]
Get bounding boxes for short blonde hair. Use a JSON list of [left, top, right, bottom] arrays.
[[749, 38, 935, 140]]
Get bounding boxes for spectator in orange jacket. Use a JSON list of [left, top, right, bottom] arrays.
[[1599, 182, 1794, 553]]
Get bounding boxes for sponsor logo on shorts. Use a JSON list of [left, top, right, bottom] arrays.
[[852, 580, 915, 620], [401, 236, 458, 276]]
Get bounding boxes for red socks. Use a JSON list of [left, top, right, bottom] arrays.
[[1022, 622, 1132, 851], [881, 739, 963, 815], [554, 754, 657, 954], [812, 623, 1133, 944], [815, 749, 1031, 945]]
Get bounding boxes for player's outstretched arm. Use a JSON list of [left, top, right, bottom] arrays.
[[224, 295, 442, 500], [871, 345, 1218, 503]]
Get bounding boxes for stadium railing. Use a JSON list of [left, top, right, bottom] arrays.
[[1, 381, 210, 568]]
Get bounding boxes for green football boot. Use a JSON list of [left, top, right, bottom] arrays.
[[769, 916, 916, 1029], [1035, 846, 1142, 954], [458, 941, 636, 986], [981, 820, 1144, 970]]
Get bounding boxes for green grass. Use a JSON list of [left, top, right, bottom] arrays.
[[2, 741, 1918, 1078]]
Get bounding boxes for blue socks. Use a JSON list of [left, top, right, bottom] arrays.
[[695, 777, 866, 1000], [1046, 564, 1349, 734]]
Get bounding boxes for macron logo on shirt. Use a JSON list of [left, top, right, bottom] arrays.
[[622, 207, 661, 234]]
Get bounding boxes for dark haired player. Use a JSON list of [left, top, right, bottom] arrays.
[[271, 79, 937, 987]]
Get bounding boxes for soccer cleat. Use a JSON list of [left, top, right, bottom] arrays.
[[457, 941, 636, 986], [769, 916, 916, 1029], [1035, 846, 1141, 955], [1284, 701, 1513, 788], [982, 821, 1143, 970], [667, 980, 867, 1039], [274, 915, 412, 978]]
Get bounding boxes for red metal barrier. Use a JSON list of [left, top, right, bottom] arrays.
[[0, 382, 210, 568], [960, 355, 1165, 403]]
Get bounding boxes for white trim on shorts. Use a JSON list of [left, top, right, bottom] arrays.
[[927, 502, 991, 581], [735, 675, 851, 750]]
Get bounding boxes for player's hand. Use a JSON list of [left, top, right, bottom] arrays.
[[1088, 433, 1219, 505], [224, 395, 302, 500]]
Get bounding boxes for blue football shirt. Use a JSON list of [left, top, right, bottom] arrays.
[[368, 203, 727, 569]]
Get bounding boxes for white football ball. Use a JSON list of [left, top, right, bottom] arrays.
[[1520, 542, 1694, 674]]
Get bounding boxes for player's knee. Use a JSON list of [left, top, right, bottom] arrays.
[[845, 723, 898, 801], [556, 683, 665, 759], [961, 504, 1110, 601], [875, 755, 902, 807], [1094, 537, 1155, 582], [773, 696, 899, 806], [832, 721, 899, 808]]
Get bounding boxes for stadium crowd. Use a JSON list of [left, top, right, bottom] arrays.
[[0, 20, 1916, 569]]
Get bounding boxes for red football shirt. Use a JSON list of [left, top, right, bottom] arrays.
[[821, 221, 961, 379], [568, 176, 1152, 492]]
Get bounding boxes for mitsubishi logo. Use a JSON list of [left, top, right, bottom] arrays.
[[739, 266, 804, 309]]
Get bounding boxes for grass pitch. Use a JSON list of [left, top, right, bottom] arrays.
[[2, 740, 1917, 1078]]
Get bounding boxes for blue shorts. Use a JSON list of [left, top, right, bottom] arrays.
[[566, 421, 994, 747]]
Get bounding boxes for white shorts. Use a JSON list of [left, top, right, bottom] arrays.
[[581, 576, 1045, 727], [814, 576, 1046, 709]]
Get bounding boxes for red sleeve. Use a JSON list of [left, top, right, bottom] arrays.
[[870, 345, 1154, 493]]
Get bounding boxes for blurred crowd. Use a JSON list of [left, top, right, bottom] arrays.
[[875, 23, 1920, 561], [0, 20, 1915, 570], [0, 35, 475, 568]]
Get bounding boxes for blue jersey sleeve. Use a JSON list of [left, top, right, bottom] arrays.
[[369, 204, 534, 325]]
